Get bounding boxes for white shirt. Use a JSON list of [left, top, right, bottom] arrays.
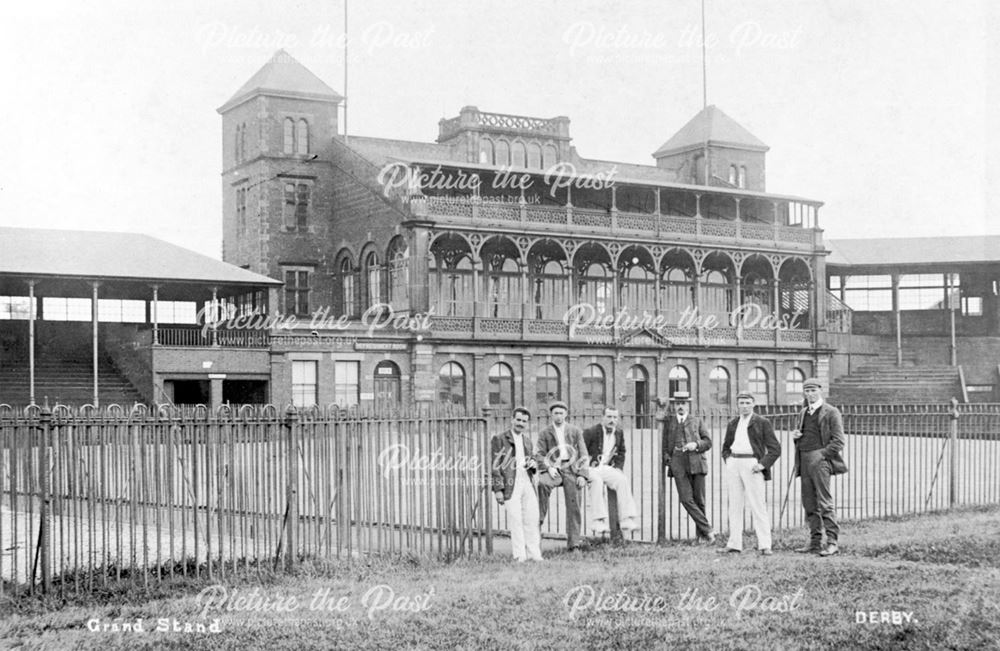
[[732, 414, 754, 454], [512, 432, 529, 480], [808, 397, 824, 415], [553, 423, 568, 461], [600, 428, 617, 465]]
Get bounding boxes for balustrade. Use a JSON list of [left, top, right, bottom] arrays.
[[422, 196, 816, 247]]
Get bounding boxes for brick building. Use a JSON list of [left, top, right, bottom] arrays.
[[218, 50, 833, 414]]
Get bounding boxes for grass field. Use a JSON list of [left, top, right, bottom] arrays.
[[2, 506, 999, 650]]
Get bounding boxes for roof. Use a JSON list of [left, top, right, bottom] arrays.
[[0, 227, 281, 286], [219, 50, 342, 113], [827, 236, 1000, 268], [345, 136, 457, 168], [653, 105, 769, 158]]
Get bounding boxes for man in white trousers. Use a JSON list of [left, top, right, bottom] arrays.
[[490, 406, 543, 561], [582, 406, 640, 534], [719, 390, 781, 555]]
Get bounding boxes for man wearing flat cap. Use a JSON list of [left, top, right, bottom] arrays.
[[720, 390, 781, 555], [536, 400, 589, 550], [659, 391, 716, 543], [792, 377, 847, 557]]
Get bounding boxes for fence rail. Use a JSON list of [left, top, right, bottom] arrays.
[[2, 402, 999, 597]]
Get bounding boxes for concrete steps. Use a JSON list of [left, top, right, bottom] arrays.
[[830, 360, 962, 404], [0, 359, 145, 407]]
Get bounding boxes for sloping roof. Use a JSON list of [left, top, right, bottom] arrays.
[[653, 105, 769, 157], [345, 136, 457, 168], [0, 227, 281, 285], [219, 50, 342, 113], [827, 236, 1000, 267]]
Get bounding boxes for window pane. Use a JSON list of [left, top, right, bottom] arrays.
[[334, 361, 359, 407], [291, 360, 318, 407]]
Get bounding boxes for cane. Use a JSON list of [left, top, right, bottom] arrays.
[[777, 466, 797, 524]]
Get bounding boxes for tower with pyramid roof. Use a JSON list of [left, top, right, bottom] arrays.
[[217, 50, 343, 280], [652, 105, 768, 191]]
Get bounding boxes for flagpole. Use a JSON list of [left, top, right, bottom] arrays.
[[701, 0, 709, 186], [343, 0, 349, 144]]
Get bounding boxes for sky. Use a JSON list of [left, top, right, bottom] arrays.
[[2, 0, 996, 259]]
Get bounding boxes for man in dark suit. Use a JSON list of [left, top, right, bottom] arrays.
[[536, 401, 589, 550], [719, 390, 781, 555], [582, 406, 639, 533], [792, 377, 847, 557], [660, 391, 716, 543]]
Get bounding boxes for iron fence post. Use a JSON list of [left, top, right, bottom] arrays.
[[38, 406, 52, 594], [949, 398, 959, 508], [284, 406, 298, 571]]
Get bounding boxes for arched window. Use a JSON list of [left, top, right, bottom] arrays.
[[578, 262, 612, 315], [485, 253, 520, 318], [660, 252, 696, 323], [429, 235, 474, 317], [527, 143, 542, 169], [494, 140, 510, 167], [582, 364, 606, 410], [340, 257, 355, 317], [511, 142, 527, 168], [739, 165, 747, 189], [536, 363, 561, 405], [488, 362, 515, 408], [296, 119, 309, 155], [786, 368, 806, 405], [438, 362, 466, 409], [283, 118, 295, 155], [669, 365, 690, 397], [728, 165, 738, 186], [365, 252, 382, 307], [480, 138, 494, 165], [701, 262, 734, 321], [709, 366, 730, 406], [531, 256, 569, 320], [749, 367, 769, 405], [619, 252, 656, 315], [742, 271, 772, 309], [387, 239, 409, 311], [542, 144, 558, 169]]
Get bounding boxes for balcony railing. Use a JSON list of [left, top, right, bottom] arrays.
[[157, 327, 271, 348], [428, 315, 814, 348], [414, 196, 817, 247]]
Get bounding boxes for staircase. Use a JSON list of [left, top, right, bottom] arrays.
[[830, 347, 963, 404], [0, 358, 146, 407]]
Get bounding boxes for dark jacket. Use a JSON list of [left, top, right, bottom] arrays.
[[536, 422, 588, 478], [662, 415, 712, 477], [582, 424, 625, 470], [793, 402, 848, 476], [490, 429, 537, 500], [721, 413, 781, 481]]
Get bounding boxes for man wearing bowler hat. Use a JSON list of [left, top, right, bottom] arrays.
[[719, 390, 781, 555], [792, 377, 847, 557], [536, 400, 590, 550], [660, 391, 716, 543]]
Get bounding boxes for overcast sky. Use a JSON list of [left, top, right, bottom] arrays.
[[2, 0, 996, 258]]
